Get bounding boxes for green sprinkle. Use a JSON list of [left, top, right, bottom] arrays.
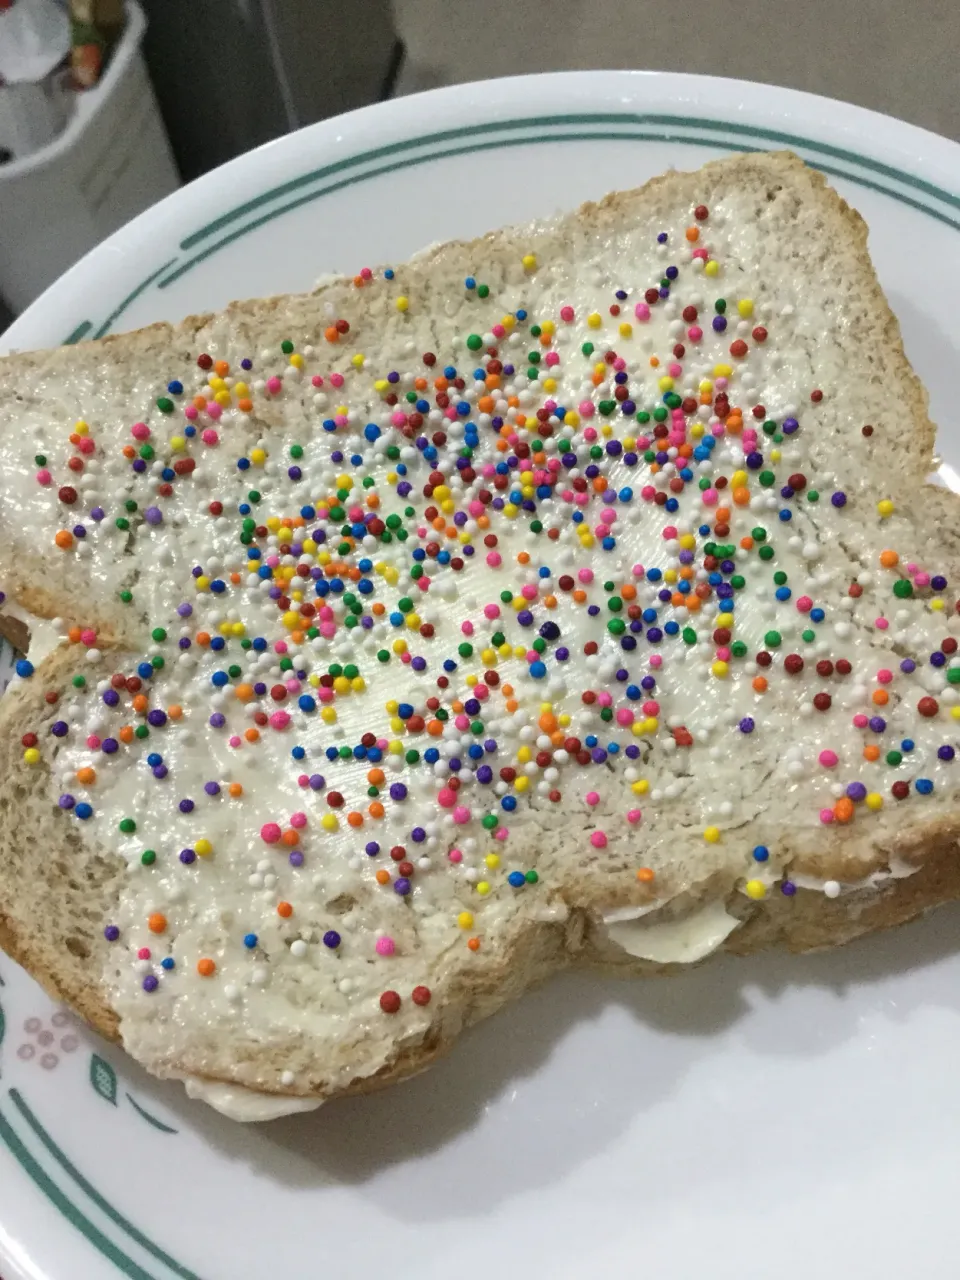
[[764, 630, 782, 648], [477, 284, 489, 298], [290, 444, 303, 459], [802, 629, 816, 643], [758, 545, 775, 561], [581, 342, 595, 356], [119, 818, 136, 834], [72, 674, 86, 688], [893, 579, 913, 598], [886, 750, 903, 766], [141, 850, 156, 866], [458, 642, 474, 657], [758, 471, 776, 487], [119, 591, 133, 604], [773, 571, 788, 585], [134, 725, 149, 739], [151, 627, 167, 642], [281, 339, 294, 354], [481, 814, 498, 830], [405, 749, 419, 764], [807, 489, 820, 502], [525, 870, 539, 884], [466, 334, 483, 350], [682, 627, 697, 645], [156, 397, 174, 414]]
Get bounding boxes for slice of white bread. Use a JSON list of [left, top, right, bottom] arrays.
[[2, 150, 960, 1118]]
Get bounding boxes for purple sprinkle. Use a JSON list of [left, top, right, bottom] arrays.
[[179, 848, 196, 864], [204, 781, 221, 796], [323, 930, 341, 948], [241, 357, 252, 370], [209, 713, 226, 728], [846, 782, 868, 801], [104, 925, 120, 941], [58, 793, 75, 809], [254, 682, 267, 696], [90, 507, 105, 521], [389, 783, 408, 801], [411, 655, 426, 671], [152, 764, 168, 779], [900, 658, 917, 673], [782, 418, 800, 434], [739, 717, 755, 733], [147, 709, 167, 727], [142, 974, 159, 993], [831, 491, 847, 508], [51, 721, 68, 737], [939, 745, 956, 761], [393, 878, 411, 895], [309, 774, 325, 791], [144, 506, 163, 525], [410, 827, 426, 843], [177, 602, 193, 618], [101, 738, 119, 754], [289, 850, 304, 867], [712, 315, 727, 333], [0, 591, 4, 604], [73, 524, 87, 538], [781, 881, 797, 896], [868, 716, 886, 733], [365, 841, 380, 856], [103, 688, 120, 706], [625, 745, 641, 759], [475, 765, 493, 784], [178, 637, 191, 650], [179, 798, 195, 814]]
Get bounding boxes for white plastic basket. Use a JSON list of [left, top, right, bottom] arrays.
[[0, 0, 178, 314]]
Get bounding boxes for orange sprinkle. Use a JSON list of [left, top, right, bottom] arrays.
[[539, 712, 557, 733], [118, 726, 134, 744], [752, 675, 768, 693], [685, 226, 700, 242], [740, 536, 754, 550], [228, 782, 243, 797], [621, 584, 637, 601], [132, 694, 148, 714], [375, 869, 391, 885], [324, 326, 339, 343], [197, 958, 216, 977], [863, 745, 881, 762], [148, 913, 167, 934], [55, 530, 74, 549], [505, 698, 519, 714], [237, 398, 253, 413], [543, 593, 558, 608], [244, 727, 260, 743], [517, 551, 530, 565], [833, 797, 855, 823], [573, 588, 587, 604], [467, 937, 481, 952], [277, 901, 293, 918], [214, 360, 229, 376], [367, 768, 385, 786], [167, 704, 183, 720], [879, 549, 899, 568], [68, 626, 82, 643], [501, 684, 514, 697], [281, 828, 299, 846], [636, 867, 656, 883], [427, 719, 444, 736], [685, 596, 701, 612], [872, 689, 889, 705], [76, 766, 96, 785], [347, 811, 363, 827], [195, 631, 211, 646], [368, 801, 385, 818]]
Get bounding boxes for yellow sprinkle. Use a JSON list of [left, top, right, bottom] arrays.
[[658, 376, 674, 392], [514, 776, 529, 793], [690, 422, 705, 439], [704, 259, 719, 277], [385, 700, 399, 714], [711, 660, 729, 678], [289, 353, 304, 369], [770, 448, 781, 463], [457, 911, 474, 929], [392, 638, 407, 654], [587, 312, 602, 329], [563, 410, 580, 427], [484, 854, 500, 869], [333, 676, 350, 694], [351, 353, 365, 368], [631, 779, 649, 795], [679, 534, 696, 550], [74, 420, 89, 435], [558, 713, 571, 727], [542, 378, 557, 393], [731, 470, 748, 488], [713, 363, 733, 379], [737, 298, 754, 317], [214, 389, 231, 406], [521, 254, 537, 271], [476, 881, 491, 895], [282, 610, 299, 629], [395, 296, 409, 312], [717, 612, 734, 630], [703, 826, 721, 843], [23, 748, 40, 765], [877, 499, 895, 518], [321, 707, 337, 724], [618, 322, 633, 338], [195, 838, 213, 857], [321, 813, 339, 831], [388, 740, 403, 755], [865, 793, 883, 811], [250, 447, 266, 465], [374, 379, 389, 394], [931, 598, 945, 612], [169, 436, 186, 452], [699, 379, 713, 394], [744, 879, 766, 899], [540, 320, 556, 336], [195, 575, 210, 592], [516, 745, 532, 763]]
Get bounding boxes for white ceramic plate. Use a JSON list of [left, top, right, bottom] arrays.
[[3, 70, 960, 1280]]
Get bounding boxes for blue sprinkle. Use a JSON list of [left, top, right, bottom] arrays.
[[75, 802, 93, 820], [15, 659, 33, 678], [753, 845, 770, 862], [243, 933, 258, 949], [508, 871, 526, 888]]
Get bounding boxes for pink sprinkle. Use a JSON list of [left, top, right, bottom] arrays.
[[261, 823, 282, 844], [583, 427, 598, 442], [905, 562, 918, 574], [716, 646, 731, 662], [701, 488, 719, 506], [36, 469, 51, 485], [544, 351, 560, 367], [274, 640, 288, 654], [796, 596, 813, 613], [641, 485, 656, 501], [596, 691, 613, 708], [492, 323, 506, 339], [201, 429, 219, 445], [469, 500, 486, 517], [649, 654, 663, 669], [86, 735, 101, 749], [454, 714, 470, 730], [668, 362, 683, 378], [311, 375, 324, 387], [590, 831, 608, 848], [448, 848, 463, 863], [80, 628, 96, 646], [616, 709, 634, 726], [138, 948, 151, 961], [852, 714, 869, 728], [290, 811, 307, 828], [184, 405, 198, 421], [461, 620, 474, 635], [626, 809, 642, 824], [819, 808, 835, 825], [715, 377, 728, 391], [634, 302, 651, 321], [206, 402, 223, 420], [391, 411, 407, 427], [330, 372, 345, 388], [560, 305, 575, 322], [131, 422, 150, 440], [486, 552, 502, 568], [613, 358, 626, 372], [876, 668, 893, 684], [601, 507, 617, 524], [662, 526, 678, 540], [78, 437, 96, 454], [483, 603, 500, 619], [298, 774, 309, 788], [578, 399, 595, 417], [578, 568, 594, 584], [494, 827, 508, 841], [711, 423, 725, 437], [229, 735, 242, 748], [914, 572, 931, 587], [632, 564, 645, 577], [874, 617, 889, 630], [585, 791, 600, 806], [819, 749, 839, 768], [453, 805, 471, 824], [360, 266, 373, 280], [334, 414, 348, 428], [375, 936, 395, 957], [521, 584, 538, 600], [642, 700, 660, 717], [473, 683, 489, 701], [437, 788, 456, 808], [269, 711, 290, 731], [688, 325, 703, 342]]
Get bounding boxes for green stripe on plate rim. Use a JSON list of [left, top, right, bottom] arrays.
[[0, 1088, 201, 1280], [59, 112, 960, 345]]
